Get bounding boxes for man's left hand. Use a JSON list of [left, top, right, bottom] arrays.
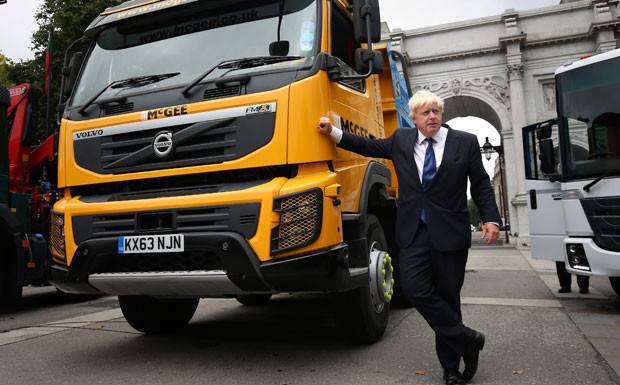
[[481, 223, 500, 245]]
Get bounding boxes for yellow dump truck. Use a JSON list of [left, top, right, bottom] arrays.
[[50, 0, 414, 343]]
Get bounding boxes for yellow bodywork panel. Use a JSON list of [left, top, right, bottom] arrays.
[[59, 88, 290, 188], [55, 0, 403, 271]]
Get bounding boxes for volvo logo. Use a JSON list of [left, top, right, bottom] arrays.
[[153, 131, 174, 159]]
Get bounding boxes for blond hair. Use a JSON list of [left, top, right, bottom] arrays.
[[408, 90, 444, 118]]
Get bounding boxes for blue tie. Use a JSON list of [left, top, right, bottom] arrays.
[[422, 137, 436, 190], [421, 137, 436, 223]]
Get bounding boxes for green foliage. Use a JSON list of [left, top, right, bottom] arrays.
[[3, 0, 124, 136], [0, 52, 10, 85], [467, 198, 481, 228]]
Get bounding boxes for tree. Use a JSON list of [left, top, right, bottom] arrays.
[[5, 0, 124, 136], [0, 52, 11, 85], [467, 198, 481, 229]]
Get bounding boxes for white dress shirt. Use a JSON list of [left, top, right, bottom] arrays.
[[414, 126, 447, 184]]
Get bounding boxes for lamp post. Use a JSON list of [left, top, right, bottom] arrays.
[[481, 137, 509, 242]]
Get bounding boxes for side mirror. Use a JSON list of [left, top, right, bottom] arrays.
[[355, 48, 383, 75], [539, 138, 556, 175], [536, 120, 553, 140], [325, 55, 343, 81], [61, 52, 84, 99], [269, 41, 289, 56], [352, 0, 381, 44]]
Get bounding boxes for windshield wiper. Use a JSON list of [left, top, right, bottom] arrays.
[[78, 72, 180, 115], [181, 56, 303, 96], [583, 169, 620, 192]]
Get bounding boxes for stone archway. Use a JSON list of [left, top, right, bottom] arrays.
[[443, 95, 502, 130], [384, 0, 620, 246], [442, 94, 515, 241]]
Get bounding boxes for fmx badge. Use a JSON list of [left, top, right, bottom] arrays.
[[245, 102, 276, 115]]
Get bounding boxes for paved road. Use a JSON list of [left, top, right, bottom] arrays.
[[1, 245, 619, 385]]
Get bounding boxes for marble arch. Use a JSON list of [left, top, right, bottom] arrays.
[[382, 0, 620, 246]]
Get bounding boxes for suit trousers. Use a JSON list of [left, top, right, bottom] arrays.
[[556, 261, 589, 290], [399, 221, 475, 369]]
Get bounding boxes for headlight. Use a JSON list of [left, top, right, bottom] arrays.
[[50, 212, 66, 262], [271, 188, 322, 255], [566, 243, 590, 271]]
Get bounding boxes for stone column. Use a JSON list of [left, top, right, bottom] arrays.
[[592, 1, 619, 53], [505, 62, 530, 246], [500, 11, 529, 246]]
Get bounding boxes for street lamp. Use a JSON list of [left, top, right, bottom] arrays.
[[480, 137, 509, 242], [481, 138, 494, 161]]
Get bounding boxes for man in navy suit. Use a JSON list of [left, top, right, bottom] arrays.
[[318, 90, 501, 385]]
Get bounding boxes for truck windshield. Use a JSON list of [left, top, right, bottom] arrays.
[[557, 55, 620, 181], [70, 0, 318, 108]]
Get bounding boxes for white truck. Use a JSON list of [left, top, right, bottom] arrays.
[[523, 48, 620, 295]]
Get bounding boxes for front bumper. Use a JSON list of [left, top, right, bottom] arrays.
[[50, 231, 364, 297], [564, 237, 620, 276]]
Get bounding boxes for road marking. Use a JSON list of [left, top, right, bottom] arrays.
[[0, 308, 123, 347], [462, 297, 562, 308]]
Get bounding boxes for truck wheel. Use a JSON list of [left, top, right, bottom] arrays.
[[118, 295, 199, 334], [0, 272, 23, 307], [609, 277, 620, 295], [332, 214, 392, 344], [55, 288, 100, 303], [0, 234, 23, 306], [236, 294, 272, 306]]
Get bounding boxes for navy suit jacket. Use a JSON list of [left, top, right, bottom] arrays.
[[338, 124, 501, 251]]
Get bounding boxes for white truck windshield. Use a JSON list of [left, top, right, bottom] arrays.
[[558, 55, 620, 180]]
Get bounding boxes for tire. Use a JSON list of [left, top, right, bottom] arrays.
[[56, 288, 100, 303], [609, 277, 620, 296], [236, 294, 272, 306], [332, 214, 391, 344], [0, 278, 22, 308], [0, 232, 23, 307], [118, 295, 199, 334]]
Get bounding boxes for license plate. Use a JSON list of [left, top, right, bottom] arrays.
[[117, 234, 184, 254]]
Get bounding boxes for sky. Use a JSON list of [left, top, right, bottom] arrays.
[[1, 0, 561, 61], [0, 0, 559, 179]]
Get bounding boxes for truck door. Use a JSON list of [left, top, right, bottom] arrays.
[[328, 3, 378, 143], [523, 122, 565, 261], [328, 3, 379, 212]]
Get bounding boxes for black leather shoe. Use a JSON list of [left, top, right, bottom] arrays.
[[462, 331, 485, 382], [579, 287, 589, 294], [558, 286, 571, 293], [443, 368, 465, 385]]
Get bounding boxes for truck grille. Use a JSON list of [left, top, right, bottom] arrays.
[[73, 112, 275, 174], [581, 197, 620, 251], [104, 102, 134, 116], [204, 85, 240, 100], [72, 203, 260, 245], [109, 250, 224, 273]]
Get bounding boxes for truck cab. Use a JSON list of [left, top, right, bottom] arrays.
[[51, 0, 414, 341], [523, 49, 620, 295]]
